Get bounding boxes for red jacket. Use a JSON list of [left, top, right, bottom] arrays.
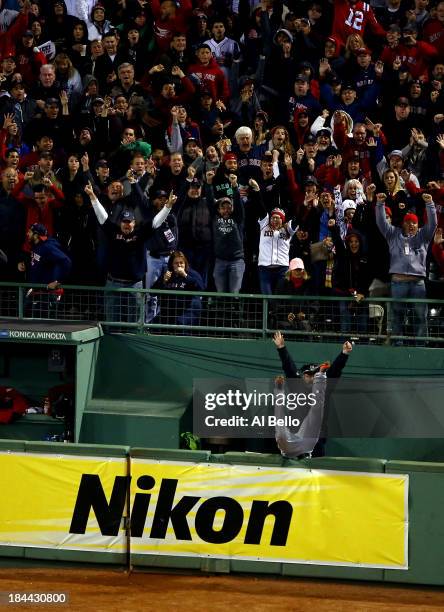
[[333, 121, 373, 181], [12, 178, 65, 248], [0, 10, 28, 59], [380, 41, 437, 80], [14, 47, 47, 85], [422, 19, 444, 61], [151, 0, 193, 52], [187, 58, 230, 103], [332, 0, 386, 46]]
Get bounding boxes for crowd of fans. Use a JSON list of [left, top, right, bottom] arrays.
[[0, 0, 443, 338]]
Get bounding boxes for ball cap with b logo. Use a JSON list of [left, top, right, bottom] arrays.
[[30, 223, 48, 237], [120, 210, 135, 222]]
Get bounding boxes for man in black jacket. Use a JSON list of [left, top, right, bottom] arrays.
[[176, 176, 212, 287], [272, 331, 353, 458], [206, 169, 245, 293], [85, 181, 176, 326]]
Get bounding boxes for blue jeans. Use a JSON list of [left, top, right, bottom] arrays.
[[213, 258, 245, 293], [145, 252, 169, 322], [339, 300, 368, 334], [390, 279, 428, 339], [258, 265, 288, 295], [105, 278, 142, 324]]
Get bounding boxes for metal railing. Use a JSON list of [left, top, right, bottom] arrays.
[[0, 282, 443, 346]]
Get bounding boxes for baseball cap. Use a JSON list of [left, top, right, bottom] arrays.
[[356, 47, 371, 55], [217, 196, 233, 206], [343, 199, 357, 211], [9, 78, 24, 90], [404, 212, 418, 223], [45, 97, 59, 107], [153, 189, 168, 199], [304, 133, 317, 145], [39, 151, 54, 160], [95, 159, 109, 168], [388, 149, 404, 159], [305, 175, 318, 185], [301, 363, 321, 375], [342, 82, 357, 91], [120, 210, 135, 222], [188, 177, 201, 187], [92, 97, 105, 105], [30, 223, 48, 236], [261, 150, 274, 161], [395, 96, 410, 106], [22, 30, 34, 37], [289, 257, 305, 271], [316, 127, 331, 137], [270, 207, 286, 221], [295, 73, 309, 83], [223, 151, 237, 162]]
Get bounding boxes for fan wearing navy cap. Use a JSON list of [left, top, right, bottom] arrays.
[[321, 79, 377, 124], [175, 174, 212, 286], [18, 222, 71, 317], [84, 180, 175, 324], [14, 29, 47, 85], [286, 73, 322, 126]]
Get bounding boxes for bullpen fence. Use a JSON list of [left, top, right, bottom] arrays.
[[0, 282, 443, 345]]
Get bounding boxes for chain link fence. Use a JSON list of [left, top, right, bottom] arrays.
[[0, 283, 443, 345]]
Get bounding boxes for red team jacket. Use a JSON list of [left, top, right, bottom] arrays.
[[332, 0, 386, 46]]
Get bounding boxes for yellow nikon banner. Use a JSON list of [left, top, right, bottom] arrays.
[[0, 453, 408, 569], [0, 452, 127, 553], [130, 459, 408, 569]]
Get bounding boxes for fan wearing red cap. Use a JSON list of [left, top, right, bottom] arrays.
[[375, 192, 437, 344], [253, 178, 299, 295]]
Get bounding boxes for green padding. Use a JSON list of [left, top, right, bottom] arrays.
[[23, 547, 125, 565], [25, 440, 129, 457], [0, 439, 26, 451], [200, 558, 231, 573], [282, 564, 384, 581], [387, 460, 444, 473], [0, 545, 25, 559], [326, 438, 444, 462], [131, 448, 210, 462], [286, 456, 386, 473], [210, 452, 284, 466], [230, 560, 281, 575], [131, 554, 201, 570], [384, 463, 444, 585]]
